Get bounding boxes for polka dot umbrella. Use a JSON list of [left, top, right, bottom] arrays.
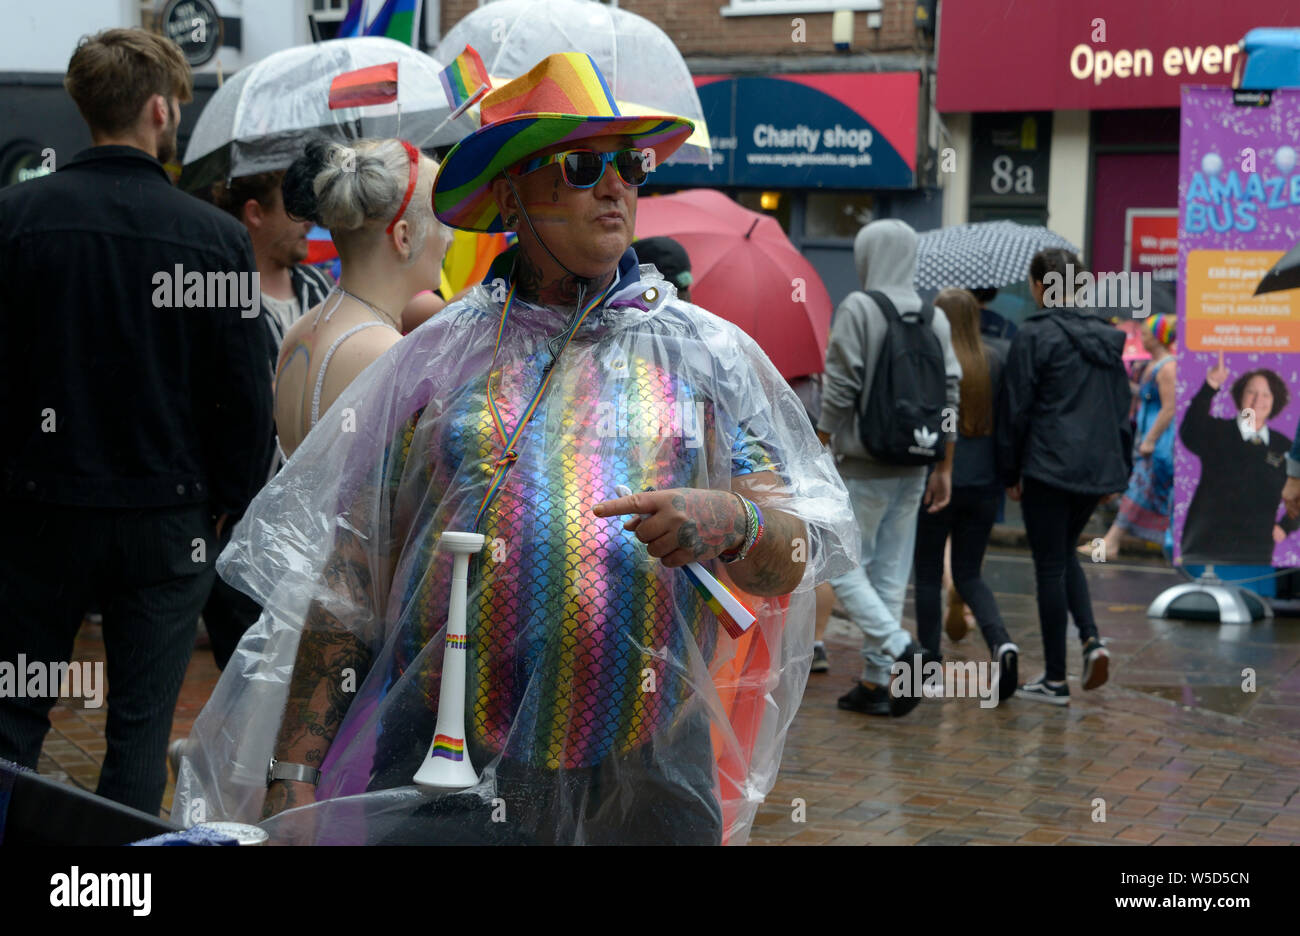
[[914, 220, 1080, 291]]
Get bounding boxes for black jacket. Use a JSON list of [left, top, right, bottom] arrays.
[[995, 308, 1132, 495], [1179, 381, 1298, 565], [0, 146, 273, 515]]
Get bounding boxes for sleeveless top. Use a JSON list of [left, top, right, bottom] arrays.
[[1137, 356, 1174, 477], [304, 289, 398, 431]]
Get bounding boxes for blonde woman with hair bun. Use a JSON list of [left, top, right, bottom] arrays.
[[273, 138, 452, 457]]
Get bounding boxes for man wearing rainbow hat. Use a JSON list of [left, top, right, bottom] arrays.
[[175, 53, 855, 845]]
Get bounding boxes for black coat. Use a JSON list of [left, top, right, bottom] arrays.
[[995, 308, 1133, 495], [0, 146, 273, 516]]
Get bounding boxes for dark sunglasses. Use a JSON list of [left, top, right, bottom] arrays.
[[513, 148, 651, 189]]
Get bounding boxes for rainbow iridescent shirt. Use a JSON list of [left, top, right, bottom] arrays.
[[375, 252, 779, 771]]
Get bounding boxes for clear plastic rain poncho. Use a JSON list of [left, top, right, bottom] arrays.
[[173, 251, 858, 845]]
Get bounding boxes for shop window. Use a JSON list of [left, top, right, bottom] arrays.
[[805, 192, 875, 240], [312, 0, 349, 18], [735, 190, 794, 235]]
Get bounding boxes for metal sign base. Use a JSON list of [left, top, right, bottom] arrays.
[[1146, 569, 1273, 624]]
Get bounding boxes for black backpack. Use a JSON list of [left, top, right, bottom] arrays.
[[858, 290, 948, 466]]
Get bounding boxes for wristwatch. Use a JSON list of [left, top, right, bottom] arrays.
[[266, 757, 321, 788]]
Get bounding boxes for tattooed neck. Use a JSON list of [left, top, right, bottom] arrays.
[[513, 247, 615, 309]]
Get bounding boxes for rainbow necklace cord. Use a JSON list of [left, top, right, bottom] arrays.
[[473, 277, 615, 530]]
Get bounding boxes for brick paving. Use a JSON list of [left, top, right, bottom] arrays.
[[751, 551, 1300, 846], [30, 547, 1300, 844]]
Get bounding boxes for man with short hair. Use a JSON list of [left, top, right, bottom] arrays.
[[211, 171, 333, 367], [0, 28, 272, 815]]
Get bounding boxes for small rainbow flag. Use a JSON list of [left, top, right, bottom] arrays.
[[328, 61, 398, 110], [681, 564, 754, 639], [438, 44, 490, 112], [431, 734, 465, 761]]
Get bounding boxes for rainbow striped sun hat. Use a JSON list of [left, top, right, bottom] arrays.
[[432, 52, 694, 233]]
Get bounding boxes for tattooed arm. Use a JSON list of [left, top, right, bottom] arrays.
[[262, 530, 376, 819], [591, 471, 807, 596], [726, 472, 808, 596]]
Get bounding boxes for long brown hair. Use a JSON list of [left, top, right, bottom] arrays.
[[935, 288, 992, 437]]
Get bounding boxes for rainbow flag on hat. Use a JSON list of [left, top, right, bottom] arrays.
[[439, 45, 490, 113]]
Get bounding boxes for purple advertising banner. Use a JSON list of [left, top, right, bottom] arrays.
[[1173, 87, 1300, 566]]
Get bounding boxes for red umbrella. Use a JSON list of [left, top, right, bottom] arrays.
[[634, 189, 831, 379]]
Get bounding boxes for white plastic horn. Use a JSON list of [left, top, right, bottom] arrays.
[[413, 531, 486, 789]]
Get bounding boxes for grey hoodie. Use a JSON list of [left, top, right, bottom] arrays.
[[817, 219, 962, 480]]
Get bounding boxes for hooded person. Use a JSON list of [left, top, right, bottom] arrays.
[[996, 249, 1132, 705], [171, 53, 857, 845], [633, 236, 693, 302], [816, 219, 963, 717]]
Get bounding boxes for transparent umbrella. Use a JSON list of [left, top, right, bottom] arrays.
[[433, 0, 711, 164], [180, 37, 477, 194]]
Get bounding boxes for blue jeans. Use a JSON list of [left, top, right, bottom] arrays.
[[830, 472, 926, 685]]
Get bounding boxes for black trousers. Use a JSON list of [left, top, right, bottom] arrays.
[[199, 517, 262, 671], [913, 486, 1010, 657], [1019, 478, 1101, 682], [0, 501, 214, 815]]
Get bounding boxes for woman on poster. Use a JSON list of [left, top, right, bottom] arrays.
[[1179, 352, 1300, 565]]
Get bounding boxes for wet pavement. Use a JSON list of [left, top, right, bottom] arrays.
[[751, 549, 1300, 845], [33, 545, 1300, 844]]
